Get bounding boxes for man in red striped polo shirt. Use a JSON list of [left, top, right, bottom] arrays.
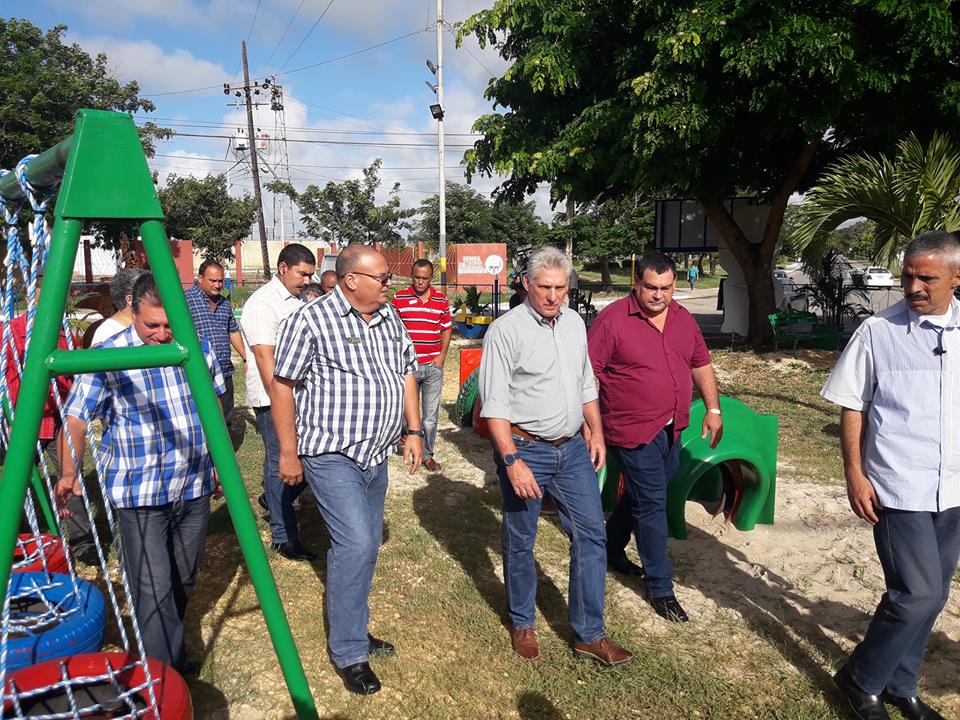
[[392, 259, 452, 471]]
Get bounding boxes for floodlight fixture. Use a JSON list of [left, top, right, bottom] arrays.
[[429, 104, 444, 120], [425, 81, 438, 94], [426, 59, 438, 75]]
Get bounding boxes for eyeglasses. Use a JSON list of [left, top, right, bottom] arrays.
[[350, 271, 393, 285]]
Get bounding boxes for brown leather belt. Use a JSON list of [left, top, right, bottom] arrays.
[[510, 425, 573, 447]]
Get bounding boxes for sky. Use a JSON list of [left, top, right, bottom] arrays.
[[16, 0, 553, 240]]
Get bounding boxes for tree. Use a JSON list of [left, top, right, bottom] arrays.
[[459, 1, 960, 345], [158, 174, 257, 262], [792, 132, 960, 266], [0, 19, 169, 169], [551, 196, 654, 289], [268, 159, 414, 246], [411, 182, 549, 256]]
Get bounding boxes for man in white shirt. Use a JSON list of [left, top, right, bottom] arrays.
[[822, 231, 960, 720], [241, 243, 317, 561]]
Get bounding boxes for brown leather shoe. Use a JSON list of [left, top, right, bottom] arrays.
[[510, 628, 540, 660], [424, 458, 442, 471], [574, 637, 633, 666]]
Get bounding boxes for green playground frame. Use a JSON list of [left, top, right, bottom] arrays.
[[0, 110, 321, 719]]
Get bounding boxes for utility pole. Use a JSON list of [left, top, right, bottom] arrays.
[[437, 0, 447, 293], [240, 41, 271, 277], [566, 196, 575, 260]]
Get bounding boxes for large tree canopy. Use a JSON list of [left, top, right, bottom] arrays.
[[0, 18, 168, 168], [459, 0, 960, 343], [159, 175, 257, 262]]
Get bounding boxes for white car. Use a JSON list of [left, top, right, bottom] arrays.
[[863, 267, 898, 288], [773, 269, 790, 283]]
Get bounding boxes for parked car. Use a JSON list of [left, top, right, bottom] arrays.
[[773, 269, 790, 284], [863, 267, 898, 287]]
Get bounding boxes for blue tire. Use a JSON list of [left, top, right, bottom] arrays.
[[5, 572, 106, 670]]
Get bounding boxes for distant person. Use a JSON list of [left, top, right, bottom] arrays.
[[588, 253, 722, 623], [319, 269, 338, 295], [687, 264, 699, 291], [300, 283, 324, 302], [241, 244, 317, 562], [479, 246, 633, 667], [57, 273, 225, 674], [88, 268, 146, 347], [272, 245, 423, 695], [392, 259, 452, 471], [822, 231, 960, 720], [185, 260, 246, 423]]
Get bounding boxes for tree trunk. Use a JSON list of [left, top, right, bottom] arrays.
[[598, 255, 613, 292], [697, 253, 705, 274], [709, 253, 717, 274]]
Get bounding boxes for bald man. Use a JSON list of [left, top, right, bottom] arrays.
[[319, 269, 338, 295], [272, 245, 423, 695]]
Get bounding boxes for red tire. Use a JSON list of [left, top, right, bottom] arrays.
[[2, 652, 192, 719], [13, 533, 68, 574]]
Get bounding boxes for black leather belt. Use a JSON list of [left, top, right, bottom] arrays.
[[510, 425, 573, 447]]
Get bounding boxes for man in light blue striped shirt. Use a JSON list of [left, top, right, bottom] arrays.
[[272, 244, 422, 696], [822, 231, 960, 720]]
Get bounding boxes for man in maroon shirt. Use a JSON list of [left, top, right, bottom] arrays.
[[587, 253, 723, 622]]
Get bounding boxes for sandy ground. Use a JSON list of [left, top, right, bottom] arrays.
[[389, 341, 960, 714]]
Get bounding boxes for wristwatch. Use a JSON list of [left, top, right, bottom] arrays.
[[404, 429, 425, 437], [503, 452, 520, 467]]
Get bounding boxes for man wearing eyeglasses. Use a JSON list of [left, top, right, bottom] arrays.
[[272, 244, 423, 696]]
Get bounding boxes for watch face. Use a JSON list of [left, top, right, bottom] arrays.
[[503, 453, 518, 466]]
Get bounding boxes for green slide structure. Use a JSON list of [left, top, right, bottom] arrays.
[[597, 396, 778, 539], [456, 368, 481, 427]]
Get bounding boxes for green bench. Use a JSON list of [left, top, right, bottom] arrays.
[[769, 310, 840, 351]]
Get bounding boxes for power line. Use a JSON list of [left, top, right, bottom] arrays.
[[257, 0, 307, 76], [153, 153, 465, 170], [278, 0, 337, 72], [245, 0, 263, 42], [168, 131, 476, 149], [136, 118, 481, 137]]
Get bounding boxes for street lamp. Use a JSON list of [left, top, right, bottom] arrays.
[[429, 104, 444, 120]]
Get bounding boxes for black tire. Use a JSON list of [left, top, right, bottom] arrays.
[[6, 572, 106, 670], [456, 368, 480, 427]]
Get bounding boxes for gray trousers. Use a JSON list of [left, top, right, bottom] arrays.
[[847, 506, 960, 696], [410, 363, 444, 460]]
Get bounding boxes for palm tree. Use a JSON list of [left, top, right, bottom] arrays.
[[792, 132, 960, 266]]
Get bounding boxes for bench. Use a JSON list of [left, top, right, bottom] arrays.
[[769, 310, 840, 351]]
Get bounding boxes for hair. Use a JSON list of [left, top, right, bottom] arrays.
[[198, 259, 224, 276], [904, 231, 960, 269], [320, 269, 338, 285], [277, 243, 316, 270], [109, 268, 146, 310], [301, 283, 324, 299], [336, 244, 380, 277], [131, 272, 161, 312], [412, 258, 434, 275], [526, 246, 572, 283], [635, 253, 677, 280]]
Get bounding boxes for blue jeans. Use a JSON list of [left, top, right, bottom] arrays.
[[847, 507, 960, 696], [117, 495, 211, 673], [255, 406, 307, 544], [410, 363, 444, 461], [606, 429, 680, 598], [302, 454, 388, 668], [495, 434, 607, 644]]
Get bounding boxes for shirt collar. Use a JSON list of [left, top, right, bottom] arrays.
[[523, 299, 563, 326], [269, 275, 299, 302], [188, 284, 226, 307], [906, 297, 960, 333], [329, 285, 391, 322], [626, 290, 671, 323]]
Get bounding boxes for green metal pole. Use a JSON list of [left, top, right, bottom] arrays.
[[1, 397, 61, 535], [0, 138, 73, 202], [0, 218, 82, 606], [138, 219, 320, 720]]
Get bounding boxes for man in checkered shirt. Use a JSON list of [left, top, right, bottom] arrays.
[[56, 273, 226, 675], [272, 244, 423, 696]]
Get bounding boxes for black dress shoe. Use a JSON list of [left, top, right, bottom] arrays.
[[834, 666, 890, 720], [368, 633, 395, 656], [272, 541, 317, 562], [258, 493, 270, 518], [881, 692, 944, 720], [608, 555, 644, 576], [337, 661, 381, 694], [649, 595, 689, 623]]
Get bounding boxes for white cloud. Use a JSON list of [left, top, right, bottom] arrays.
[[51, 0, 259, 33], [67, 34, 229, 95]]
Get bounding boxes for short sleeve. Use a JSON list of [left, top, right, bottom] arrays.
[[202, 339, 227, 396], [63, 371, 109, 423], [478, 321, 515, 420], [274, 309, 317, 382], [227, 304, 240, 334], [821, 326, 875, 411], [690, 322, 712, 369], [439, 301, 452, 331]]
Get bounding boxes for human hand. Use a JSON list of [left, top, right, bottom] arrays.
[[702, 414, 723, 449], [506, 459, 542, 500], [587, 431, 606, 472], [278, 454, 304, 486], [404, 434, 423, 473], [846, 471, 882, 525], [430, 356, 445, 369], [54, 476, 81, 517]]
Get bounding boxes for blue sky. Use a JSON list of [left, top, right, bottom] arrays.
[[16, 0, 551, 237]]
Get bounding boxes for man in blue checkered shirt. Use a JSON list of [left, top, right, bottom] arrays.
[[185, 259, 246, 423], [272, 244, 424, 696], [56, 273, 226, 675]]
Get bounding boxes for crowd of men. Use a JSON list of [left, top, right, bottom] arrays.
[[20, 236, 957, 718]]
